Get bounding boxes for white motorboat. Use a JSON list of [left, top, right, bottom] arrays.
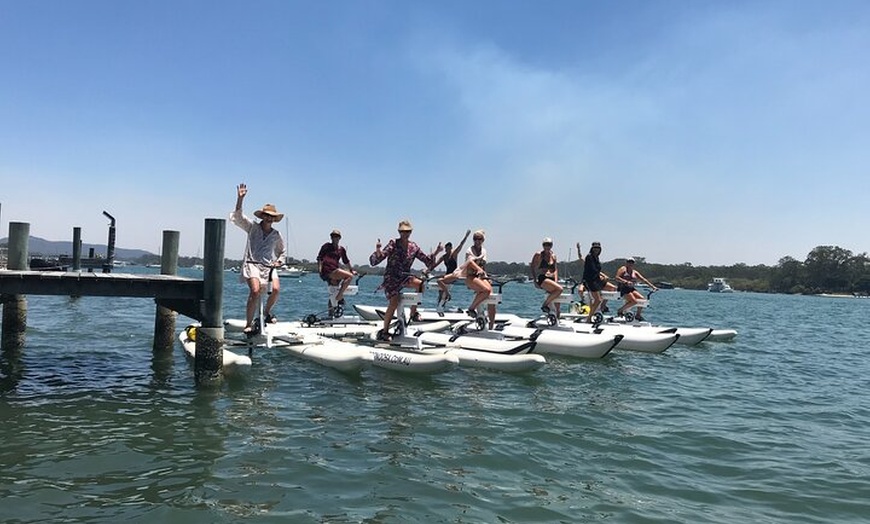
[[708, 277, 734, 293], [276, 265, 307, 278]]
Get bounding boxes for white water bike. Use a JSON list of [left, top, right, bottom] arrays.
[[581, 288, 655, 324], [302, 273, 367, 326], [463, 275, 519, 331], [246, 266, 278, 337], [530, 277, 586, 327]]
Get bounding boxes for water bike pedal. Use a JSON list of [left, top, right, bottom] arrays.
[[331, 304, 345, 318], [246, 320, 262, 337], [375, 329, 393, 342], [466, 309, 486, 330]]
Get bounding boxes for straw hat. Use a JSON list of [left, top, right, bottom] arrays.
[[253, 203, 284, 222], [398, 220, 413, 232]]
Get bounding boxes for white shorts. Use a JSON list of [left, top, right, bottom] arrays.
[[241, 262, 275, 284]]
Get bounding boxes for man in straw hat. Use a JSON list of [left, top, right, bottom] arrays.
[[231, 183, 286, 334]]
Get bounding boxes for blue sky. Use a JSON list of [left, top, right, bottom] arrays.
[[2, 0, 868, 266]]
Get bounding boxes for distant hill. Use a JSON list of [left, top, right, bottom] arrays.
[[0, 236, 155, 261]]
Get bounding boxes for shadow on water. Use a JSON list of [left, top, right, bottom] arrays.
[[0, 346, 24, 393]]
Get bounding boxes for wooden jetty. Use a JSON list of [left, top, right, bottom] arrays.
[[1, 220, 227, 385]]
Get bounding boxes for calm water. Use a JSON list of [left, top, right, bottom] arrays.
[[2, 270, 869, 523]]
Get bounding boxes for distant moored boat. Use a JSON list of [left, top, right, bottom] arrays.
[[707, 277, 734, 293]]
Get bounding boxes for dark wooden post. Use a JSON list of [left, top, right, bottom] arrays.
[[195, 219, 225, 384], [153, 230, 180, 353], [2, 222, 29, 351], [72, 227, 82, 271], [102, 211, 116, 273]]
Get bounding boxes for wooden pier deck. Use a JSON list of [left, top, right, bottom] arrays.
[[3, 219, 227, 383], [0, 270, 205, 320]]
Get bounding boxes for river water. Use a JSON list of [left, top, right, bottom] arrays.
[[1, 270, 868, 523]]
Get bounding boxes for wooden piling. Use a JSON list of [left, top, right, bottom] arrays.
[[153, 230, 180, 353], [1, 222, 29, 351], [72, 227, 82, 271], [195, 219, 225, 384]]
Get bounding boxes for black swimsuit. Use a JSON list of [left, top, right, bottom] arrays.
[[445, 256, 458, 273], [618, 268, 637, 296], [536, 252, 556, 285]]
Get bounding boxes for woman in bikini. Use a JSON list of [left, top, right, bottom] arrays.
[[530, 237, 563, 319], [463, 230, 496, 329]]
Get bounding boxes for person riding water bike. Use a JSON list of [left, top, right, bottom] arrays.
[[230, 183, 286, 334], [317, 229, 356, 312], [369, 220, 441, 341], [615, 257, 658, 321]]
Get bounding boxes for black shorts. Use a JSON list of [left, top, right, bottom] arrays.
[[618, 283, 636, 297], [586, 278, 605, 293], [536, 274, 554, 286]]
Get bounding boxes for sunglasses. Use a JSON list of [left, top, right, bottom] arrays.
[[543, 243, 553, 247], [473, 237, 484, 241]]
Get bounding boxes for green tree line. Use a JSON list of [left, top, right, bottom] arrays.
[[129, 244, 868, 295], [451, 244, 869, 294]]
